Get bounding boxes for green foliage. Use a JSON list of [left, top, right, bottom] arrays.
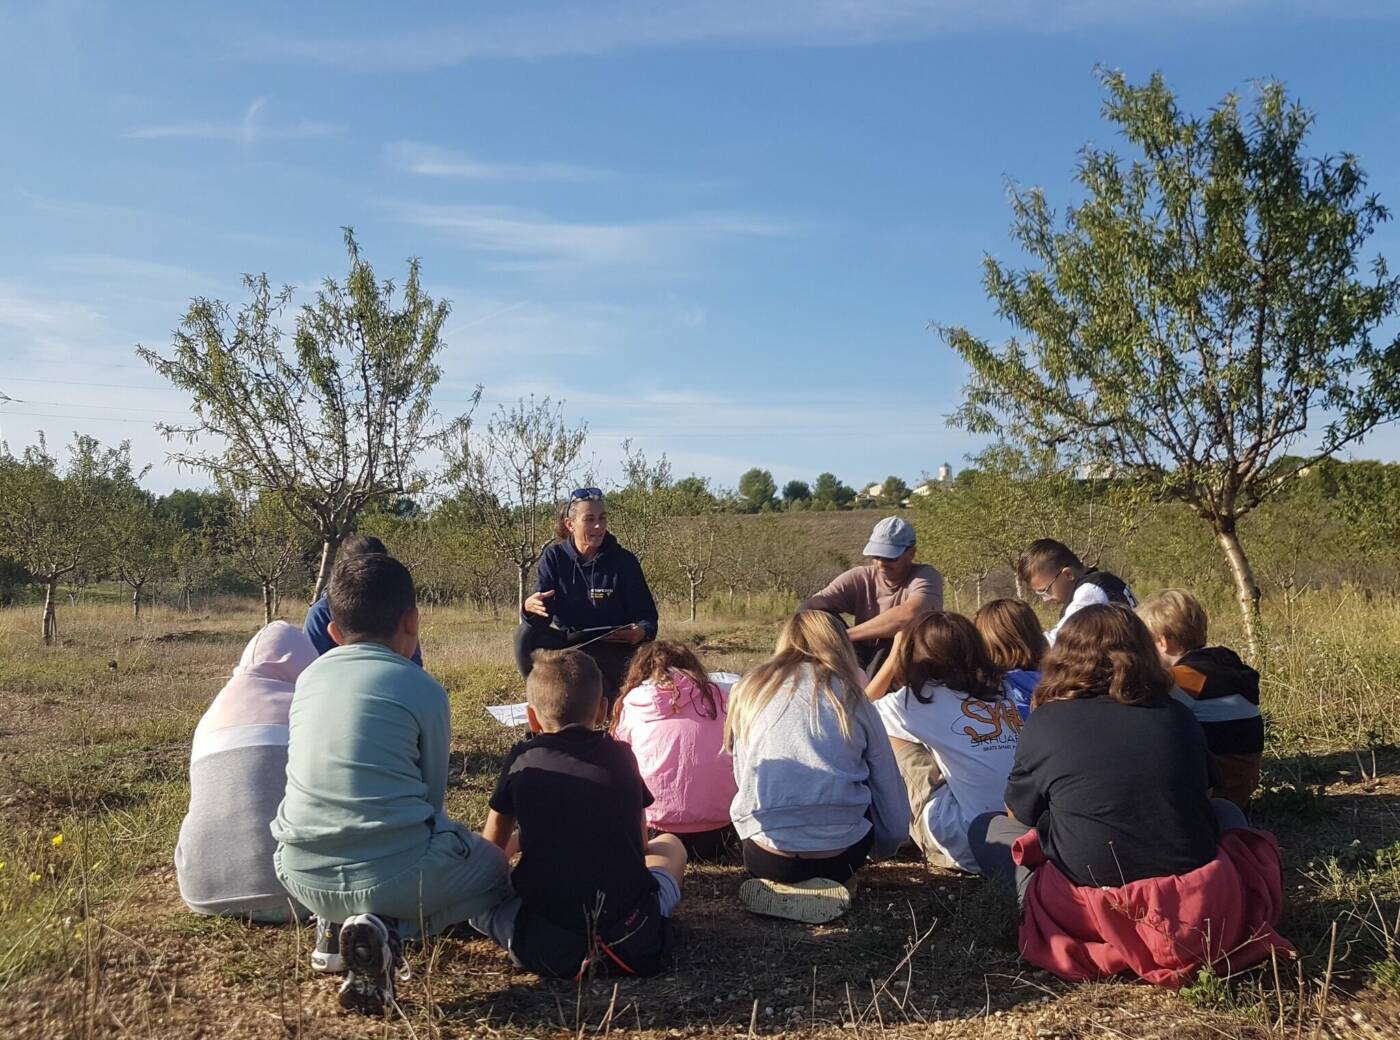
[[811, 471, 856, 510], [781, 479, 811, 505], [737, 467, 777, 512], [941, 70, 1400, 653], [138, 229, 471, 599], [876, 475, 909, 507]]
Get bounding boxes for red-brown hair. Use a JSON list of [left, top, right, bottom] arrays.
[[974, 598, 1046, 673], [621, 640, 719, 719], [893, 610, 1002, 703], [1033, 605, 1172, 709]]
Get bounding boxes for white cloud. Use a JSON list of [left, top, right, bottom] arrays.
[[48, 254, 216, 292], [387, 141, 612, 183], [402, 203, 793, 269], [260, 1, 1393, 70], [128, 96, 341, 143], [0, 280, 108, 354]]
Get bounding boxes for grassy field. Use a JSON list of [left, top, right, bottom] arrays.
[[2, 592, 1400, 1039]]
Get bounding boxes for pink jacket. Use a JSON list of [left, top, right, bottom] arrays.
[[614, 670, 736, 834], [1015, 827, 1293, 987]]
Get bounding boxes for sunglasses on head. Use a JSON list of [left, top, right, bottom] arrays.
[[570, 487, 604, 501]]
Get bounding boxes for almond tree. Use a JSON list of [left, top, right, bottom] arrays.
[[0, 435, 135, 642], [448, 397, 588, 609], [942, 72, 1400, 655], [106, 488, 177, 620], [224, 488, 306, 624], [138, 230, 471, 601]]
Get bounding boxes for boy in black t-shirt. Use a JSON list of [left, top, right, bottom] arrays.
[[470, 649, 687, 978]]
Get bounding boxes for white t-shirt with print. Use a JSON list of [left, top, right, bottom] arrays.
[[874, 683, 1022, 872]]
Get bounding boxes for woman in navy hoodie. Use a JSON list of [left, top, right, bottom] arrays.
[[513, 488, 659, 702]]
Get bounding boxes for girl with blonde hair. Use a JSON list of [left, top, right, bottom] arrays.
[[726, 611, 907, 923]]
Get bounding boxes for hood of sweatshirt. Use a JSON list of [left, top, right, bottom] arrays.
[[1173, 646, 1260, 706], [197, 622, 318, 739]]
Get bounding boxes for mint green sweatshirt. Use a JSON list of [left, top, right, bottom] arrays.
[[272, 641, 451, 878]]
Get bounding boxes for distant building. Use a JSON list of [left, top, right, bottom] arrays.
[[937, 462, 952, 482]]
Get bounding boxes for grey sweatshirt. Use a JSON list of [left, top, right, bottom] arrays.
[[728, 664, 908, 857], [175, 622, 318, 917]]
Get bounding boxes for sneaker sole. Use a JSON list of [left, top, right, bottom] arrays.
[[311, 950, 345, 973], [337, 919, 391, 1016], [739, 877, 852, 924]]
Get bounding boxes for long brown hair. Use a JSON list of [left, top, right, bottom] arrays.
[[621, 640, 719, 719], [893, 610, 1002, 703], [974, 598, 1046, 673], [724, 610, 866, 751], [1033, 605, 1172, 709]]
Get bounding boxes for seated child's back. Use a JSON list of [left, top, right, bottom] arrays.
[[614, 641, 736, 836], [974, 598, 1047, 721], [177, 620, 316, 919], [275, 638, 450, 876], [1137, 589, 1264, 809], [478, 649, 686, 979]]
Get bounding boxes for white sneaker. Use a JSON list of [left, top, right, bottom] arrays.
[[739, 877, 852, 924]]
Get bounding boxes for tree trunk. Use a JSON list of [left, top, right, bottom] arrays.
[[975, 573, 984, 608], [517, 563, 528, 612], [132, 583, 143, 620], [42, 576, 58, 644], [312, 537, 341, 602], [1214, 521, 1262, 660], [689, 580, 699, 622], [1013, 573, 1025, 600], [262, 581, 275, 625]]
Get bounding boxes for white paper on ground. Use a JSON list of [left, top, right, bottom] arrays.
[[486, 702, 529, 727]]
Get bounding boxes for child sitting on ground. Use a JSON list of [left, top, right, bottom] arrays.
[[973, 598, 1047, 720], [472, 650, 687, 979], [1018, 539, 1135, 645], [272, 553, 510, 1015], [613, 641, 738, 859], [726, 611, 907, 924], [967, 606, 1290, 986], [1136, 589, 1264, 810], [866, 611, 1021, 872], [176, 620, 317, 922]]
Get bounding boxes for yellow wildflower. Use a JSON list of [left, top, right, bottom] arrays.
[[51, 834, 64, 848], [29, 872, 41, 884]]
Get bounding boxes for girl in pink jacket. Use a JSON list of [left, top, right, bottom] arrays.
[[613, 642, 737, 859]]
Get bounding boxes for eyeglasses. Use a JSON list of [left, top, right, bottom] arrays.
[[1033, 568, 1067, 599], [570, 487, 604, 501]]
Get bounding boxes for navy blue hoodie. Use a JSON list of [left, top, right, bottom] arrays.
[[525, 533, 659, 640]]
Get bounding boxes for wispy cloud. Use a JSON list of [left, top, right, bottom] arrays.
[[260, 1, 1391, 70], [0, 280, 108, 354], [127, 97, 341, 143], [388, 141, 612, 182], [402, 203, 793, 269], [48, 253, 216, 292]]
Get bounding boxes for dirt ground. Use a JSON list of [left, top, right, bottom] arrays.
[[3, 603, 1400, 1038]]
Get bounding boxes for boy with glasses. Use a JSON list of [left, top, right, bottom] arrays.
[[1018, 538, 1135, 645]]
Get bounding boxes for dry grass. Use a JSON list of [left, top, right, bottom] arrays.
[[2, 591, 1400, 1038]]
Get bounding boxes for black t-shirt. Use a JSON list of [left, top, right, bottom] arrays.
[[1004, 696, 1220, 888], [490, 727, 658, 932]]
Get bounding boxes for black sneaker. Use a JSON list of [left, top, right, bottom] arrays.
[[311, 917, 344, 973], [337, 914, 398, 1016]]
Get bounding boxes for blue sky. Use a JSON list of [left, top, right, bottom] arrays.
[[3, 1, 1400, 494]]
